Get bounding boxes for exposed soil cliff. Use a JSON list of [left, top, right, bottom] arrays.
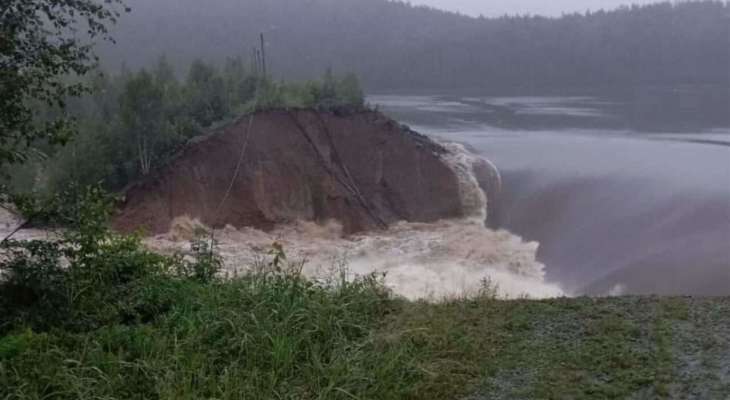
[[114, 109, 498, 235]]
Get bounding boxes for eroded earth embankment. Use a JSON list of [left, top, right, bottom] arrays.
[[14, 109, 561, 299], [115, 109, 498, 234]]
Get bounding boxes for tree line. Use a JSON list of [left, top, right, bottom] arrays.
[[100, 0, 730, 91], [8, 58, 365, 195]]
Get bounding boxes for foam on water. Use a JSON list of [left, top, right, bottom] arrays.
[[441, 142, 490, 222], [147, 217, 564, 300], [147, 143, 564, 300], [0, 145, 564, 300]]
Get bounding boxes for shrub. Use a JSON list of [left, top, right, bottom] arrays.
[[174, 234, 223, 283], [7, 59, 369, 196], [0, 188, 417, 398], [0, 184, 430, 399], [0, 186, 175, 333]]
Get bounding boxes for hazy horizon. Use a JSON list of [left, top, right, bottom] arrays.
[[408, 0, 678, 17]]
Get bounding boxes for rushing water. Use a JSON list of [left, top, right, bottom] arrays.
[[144, 143, 564, 300], [369, 90, 730, 296], [0, 145, 563, 301], [3, 91, 727, 299]]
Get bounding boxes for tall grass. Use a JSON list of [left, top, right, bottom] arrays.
[[0, 270, 423, 399], [2, 188, 717, 399], [0, 189, 423, 399]]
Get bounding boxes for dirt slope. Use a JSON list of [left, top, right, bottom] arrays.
[[114, 109, 484, 235]]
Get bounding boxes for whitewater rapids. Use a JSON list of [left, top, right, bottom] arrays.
[[0, 144, 564, 300], [146, 143, 565, 300]]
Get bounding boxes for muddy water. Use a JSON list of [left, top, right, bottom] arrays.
[[147, 217, 562, 300], [0, 145, 565, 300], [370, 92, 730, 296], [4, 91, 727, 298], [145, 143, 564, 300]]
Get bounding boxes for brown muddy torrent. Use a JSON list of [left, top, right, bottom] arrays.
[[112, 109, 561, 299]]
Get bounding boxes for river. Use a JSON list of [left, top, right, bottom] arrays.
[[369, 89, 730, 296]]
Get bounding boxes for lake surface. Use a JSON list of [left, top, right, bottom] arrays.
[[369, 90, 730, 296]]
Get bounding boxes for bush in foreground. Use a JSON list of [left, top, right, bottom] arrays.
[[0, 269, 417, 399], [3, 188, 728, 399], [0, 188, 421, 399]]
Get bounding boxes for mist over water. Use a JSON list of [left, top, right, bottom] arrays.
[[370, 90, 730, 296]]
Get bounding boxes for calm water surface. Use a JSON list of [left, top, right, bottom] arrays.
[[370, 91, 730, 296]]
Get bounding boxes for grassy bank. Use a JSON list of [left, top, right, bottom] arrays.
[[1, 191, 728, 399], [2, 274, 729, 399]]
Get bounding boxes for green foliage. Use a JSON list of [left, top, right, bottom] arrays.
[[0, 330, 42, 361], [1, 187, 728, 398], [10, 60, 367, 195], [0, 0, 127, 169], [185, 60, 231, 126], [175, 235, 223, 284], [0, 185, 422, 399], [11, 184, 113, 228], [120, 70, 164, 174], [86, 0, 730, 93], [0, 240, 69, 331], [224, 57, 259, 108], [2, 241, 728, 399], [249, 70, 366, 113], [0, 186, 174, 333], [0, 271, 412, 399]]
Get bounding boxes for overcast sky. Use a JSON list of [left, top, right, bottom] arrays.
[[408, 0, 664, 17]]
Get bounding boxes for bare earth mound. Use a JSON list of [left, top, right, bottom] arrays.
[[115, 109, 496, 235]]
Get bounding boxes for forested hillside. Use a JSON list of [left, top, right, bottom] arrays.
[[7, 60, 365, 195], [100, 0, 730, 91]]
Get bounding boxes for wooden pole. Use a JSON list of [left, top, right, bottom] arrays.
[[260, 33, 267, 77]]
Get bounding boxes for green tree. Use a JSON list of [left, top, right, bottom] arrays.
[[223, 56, 257, 108], [337, 73, 365, 108], [119, 70, 166, 176], [319, 67, 338, 108], [185, 60, 229, 127], [0, 0, 127, 170], [153, 56, 197, 141], [153, 55, 177, 87]]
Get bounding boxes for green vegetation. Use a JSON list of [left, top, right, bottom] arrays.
[[0, 0, 126, 169], [0, 191, 413, 399], [0, 191, 728, 399], [7, 60, 366, 197], [2, 2, 728, 399], [106, 0, 729, 91]]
